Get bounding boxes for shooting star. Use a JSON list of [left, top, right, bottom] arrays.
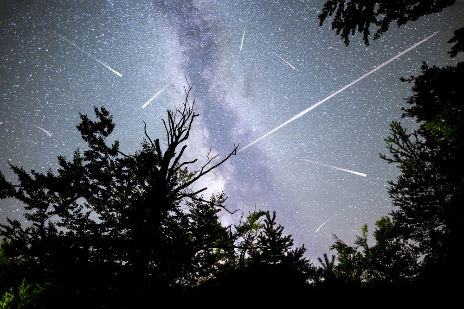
[[240, 2, 252, 51], [239, 32, 439, 152], [275, 53, 298, 71], [56, 33, 122, 77], [302, 159, 366, 177], [29, 124, 52, 137], [142, 81, 173, 109], [315, 214, 337, 233]]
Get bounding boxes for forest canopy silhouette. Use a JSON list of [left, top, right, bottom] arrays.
[[1, 1, 464, 307]]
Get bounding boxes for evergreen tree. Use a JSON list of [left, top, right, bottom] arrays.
[[319, 0, 464, 287], [380, 65, 464, 279], [0, 84, 238, 306], [249, 211, 308, 270]]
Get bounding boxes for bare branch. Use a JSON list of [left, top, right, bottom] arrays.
[[185, 193, 239, 215], [175, 144, 239, 194], [143, 121, 156, 149], [172, 158, 198, 174]]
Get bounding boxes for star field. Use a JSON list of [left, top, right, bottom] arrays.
[[1, 0, 464, 262]]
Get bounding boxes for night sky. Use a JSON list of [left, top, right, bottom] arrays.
[[1, 0, 464, 262]]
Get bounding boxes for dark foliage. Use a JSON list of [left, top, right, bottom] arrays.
[[318, 0, 464, 298], [249, 211, 310, 274], [318, 0, 457, 46], [381, 62, 464, 281], [0, 84, 239, 307]]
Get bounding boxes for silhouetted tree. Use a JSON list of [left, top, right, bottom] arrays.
[[317, 253, 336, 281], [213, 208, 266, 270], [367, 217, 419, 283], [178, 192, 233, 285], [249, 211, 309, 272], [378, 62, 464, 282], [0, 83, 239, 306], [202, 211, 312, 306], [318, 0, 461, 50], [330, 226, 368, 285], [319, 0, 464, 289], [329, 219, 420, 286]]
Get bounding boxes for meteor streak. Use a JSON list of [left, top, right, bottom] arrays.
[[275, 53, 298, 71], [239, 32, 439, 152], [240, 2, 252, 51], [315, 214, 337, 233], [302, 159, 366, 177], [56, 33, 122, 77], [29, 124, 52, 137], [142, 81, 173, 109]]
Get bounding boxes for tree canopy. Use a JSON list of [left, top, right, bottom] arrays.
[[0, 84, 242, 306], [318, 0, 463, 53], [319, 0, 464, 287], [380, 64, 464, 279], [0, 84, 315, 307]]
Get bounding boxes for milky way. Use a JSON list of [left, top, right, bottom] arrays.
[[1, 0, 464, 261]]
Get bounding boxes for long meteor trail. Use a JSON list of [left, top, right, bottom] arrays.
[[315, 214, 337, 233], [239, 32, 439, 152], [302, 159, 366, 177], [142, 81, 173, 109], [56, 33, 122, 77], [240, 2, 252, 51], [29, 124, 52, 137]]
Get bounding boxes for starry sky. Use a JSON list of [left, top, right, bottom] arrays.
[[1, 0, 464, 262]]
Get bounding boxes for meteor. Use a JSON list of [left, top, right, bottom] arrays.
[[142, 81, 173, 109], [29, 124, 52, 137], [56, 33, 122, 77], [239, 32, 439, 152], [275, 53, 298, 71], [302, 159, 366, 177], [240, 2, 252, 51], [315, 214, 337, 233]]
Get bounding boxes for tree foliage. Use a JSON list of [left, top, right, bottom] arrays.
[[213, 208, 266, 270], [0, 84, 240, 305], [381, 63, 464, 275], [317, 253, 336, 281], [249, 211, 309, 273], [318, 0, 462, 52], [0, 83, 320, 306], [318, 0, 464, 284], [367, 217, 419, 283], [329, 225, 369, 285], [328, 218, 419, 285]]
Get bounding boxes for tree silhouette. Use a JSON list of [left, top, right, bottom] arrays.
[[329, 228, 367, 285], [329, 220, 420, 286], [213, 208, 266, 270], [0, 83, 239, 306], [318, 0, 460, 48], [367, 217, 419, 283], [378, 63, 464, 284], [319, 0, 464, 291], [317, 253, 336, 281], [249, 211, 308, 271]]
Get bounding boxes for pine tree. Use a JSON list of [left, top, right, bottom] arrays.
[[249, 211, 308, 269]]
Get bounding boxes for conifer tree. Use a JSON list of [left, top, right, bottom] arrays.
[[249, 211, 308, 270]]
